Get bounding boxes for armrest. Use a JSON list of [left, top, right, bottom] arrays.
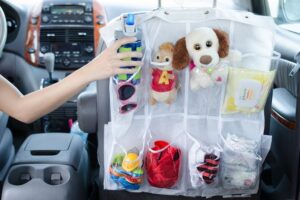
[[77, 89, 97, 134]]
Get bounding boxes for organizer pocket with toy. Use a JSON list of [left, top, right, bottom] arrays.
[[101, 7, 277, 198]]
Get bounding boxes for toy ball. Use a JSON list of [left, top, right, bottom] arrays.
[[122, 152, 140, 172]]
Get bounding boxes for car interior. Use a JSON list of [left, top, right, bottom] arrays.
[[0, 0, 300, 200]]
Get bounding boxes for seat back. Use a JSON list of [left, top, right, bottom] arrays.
[[0, 112, 15, 182]]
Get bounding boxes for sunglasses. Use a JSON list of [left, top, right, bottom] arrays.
[[117, 82, 138, 114]]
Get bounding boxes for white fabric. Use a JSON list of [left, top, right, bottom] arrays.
[[101, 8, 276, 197]]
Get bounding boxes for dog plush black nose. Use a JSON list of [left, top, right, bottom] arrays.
[[200, 55, 212, 65]]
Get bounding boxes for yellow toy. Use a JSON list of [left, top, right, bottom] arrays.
[[222, 67, 276, 113], [122, 151, 140, 172]]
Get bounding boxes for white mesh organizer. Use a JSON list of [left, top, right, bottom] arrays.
[[101, 7, 279, 198]]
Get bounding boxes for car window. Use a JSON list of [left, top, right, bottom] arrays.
[[267, 0, 300, 33], [100, 0, 252, 10]]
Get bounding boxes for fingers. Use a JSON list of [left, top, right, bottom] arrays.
[[116, 51, 143, 59], [114, 68, 138, 75], [116, 60, 143, 67], [112, 37, 137, 50]]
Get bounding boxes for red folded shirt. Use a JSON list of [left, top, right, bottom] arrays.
[[146, 140, 181, 188]]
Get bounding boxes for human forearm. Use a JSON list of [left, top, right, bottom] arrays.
[[0, 37, 143, 123], [10, 68, 89, 123]]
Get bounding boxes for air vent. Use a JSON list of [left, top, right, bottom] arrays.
[[68, 28, 93, 42], [40, 29, 66, 42], [48, 105, 77, 120]]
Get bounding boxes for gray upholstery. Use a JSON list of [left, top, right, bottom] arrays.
[[0, 112, 15, 182], [77, 86, 98, 134], [0, 112, 8, 141], [96, 78, 110, 188], [272, 88, 296, 122], [2, 133, 89, 200], [14, 133, 85, 170], [274, 58, 298, 97]]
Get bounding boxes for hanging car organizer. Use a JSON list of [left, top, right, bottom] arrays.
[[101, 7, 279, 198]]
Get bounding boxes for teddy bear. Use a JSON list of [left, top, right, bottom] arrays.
[[172, 27, 241, 91], [150, 42, 177, 105]]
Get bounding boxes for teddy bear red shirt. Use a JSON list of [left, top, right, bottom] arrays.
[[151, 68, 176, 92]]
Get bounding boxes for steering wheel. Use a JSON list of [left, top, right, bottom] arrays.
[[0, 6, 7, 58]]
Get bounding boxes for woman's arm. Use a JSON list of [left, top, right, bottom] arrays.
[[0, 37, 142, 123]]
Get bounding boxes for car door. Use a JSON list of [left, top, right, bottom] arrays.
[[252, 0, 300, 199]]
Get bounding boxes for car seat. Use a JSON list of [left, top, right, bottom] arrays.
[[0, 112, 15, 184]]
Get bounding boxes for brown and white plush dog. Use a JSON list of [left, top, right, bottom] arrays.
[[172, 27, 240, 91]]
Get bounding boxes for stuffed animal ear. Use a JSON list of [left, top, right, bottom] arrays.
[[172, 37, 190, 70], [213, 29, 229, 58]]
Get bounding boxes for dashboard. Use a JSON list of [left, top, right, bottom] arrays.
[[23, 0, 106, 70]]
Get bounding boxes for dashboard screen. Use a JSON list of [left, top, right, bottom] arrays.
[[51, 5, 84, 15], [51, 43, 81, 53]]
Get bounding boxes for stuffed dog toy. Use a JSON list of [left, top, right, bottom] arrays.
[[172, 27, 239, 91], [150, 42, 177, 105]]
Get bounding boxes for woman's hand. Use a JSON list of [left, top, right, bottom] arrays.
[[81, 37, 143, 83]]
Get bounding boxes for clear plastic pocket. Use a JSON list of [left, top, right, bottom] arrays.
[[220, 134, 261, 191], [144, 116, 184, 190], [111, 39, 146, 116], [188, 142, 221, 188], [222, 53, 280, 114], [109, 145, 144, 190], [105, 119, 147, 191], [146, 140, 181, 189], [221, 165, 258, 190]]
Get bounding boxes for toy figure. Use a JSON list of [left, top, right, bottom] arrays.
[[150, 43, 177, 105], [146, 140, 181, 188], [109, 148, 144, 190], [172, 27, 241, 91], [122, 148, 140, 172]]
